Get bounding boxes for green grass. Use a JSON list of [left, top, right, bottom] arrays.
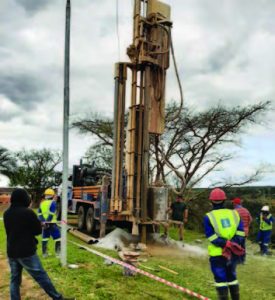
[[0, 210, 275, 300]]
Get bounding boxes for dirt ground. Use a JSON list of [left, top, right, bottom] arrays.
[[0, 204, 8, 213], [0, 249, 49, 299]]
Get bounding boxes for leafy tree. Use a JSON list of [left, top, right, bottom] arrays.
[[85, 144, 113, 169], [8, 149, 62, 204], [73, 113, 114, 168], [158, 101, 270, 194], [73, 113, 113, 147], [0, 146, 16, 177]]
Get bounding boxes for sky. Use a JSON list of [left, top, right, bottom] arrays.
[[0, 0, 274, 187]]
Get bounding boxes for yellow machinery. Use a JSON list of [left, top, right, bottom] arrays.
[[110, 0, 172, 241]]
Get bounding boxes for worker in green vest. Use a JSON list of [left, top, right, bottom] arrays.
[[38, 188, 61, 258], [204, 188, 245, 300], [257, 205, 273, 255]]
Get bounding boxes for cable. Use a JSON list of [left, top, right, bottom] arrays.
[[151, 22, 184, 122], [167, 30, 184, 121], [116, 0, 121, 61]]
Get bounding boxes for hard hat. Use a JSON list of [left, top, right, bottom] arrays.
[[261, 205, 269, 212], [232, 198, 241, 205], [209, 188, 226, 201], [44, 188, 55, 196]]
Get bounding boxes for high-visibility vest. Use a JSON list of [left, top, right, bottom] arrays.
[[260, 214, 273, 231], [39, 200, 57, 223], [206, 209, 240, 256]]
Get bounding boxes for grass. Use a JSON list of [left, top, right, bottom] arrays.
[[0, 209, 275, 300]]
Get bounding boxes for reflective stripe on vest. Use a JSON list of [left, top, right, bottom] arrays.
[[260, 214, 273, 231], [206, 209, 240, 256], [40, 200, 57, 223]]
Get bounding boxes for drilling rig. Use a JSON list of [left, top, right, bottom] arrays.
[[110, 0, 172, 241], [68, 0, 173, 242]]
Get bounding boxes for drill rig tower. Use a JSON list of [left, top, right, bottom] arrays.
[[110, 0, 172, 241]]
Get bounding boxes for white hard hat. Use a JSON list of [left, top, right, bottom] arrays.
[[261, 205, 270, 212]]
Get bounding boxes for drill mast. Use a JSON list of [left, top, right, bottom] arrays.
[[110, 0, 172, 240]]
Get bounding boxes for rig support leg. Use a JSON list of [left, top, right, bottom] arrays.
[[141, 225, 147, 244]]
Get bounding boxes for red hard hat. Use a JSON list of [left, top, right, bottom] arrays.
[[209, 188, 226, 201], [232, 198, 241, 205]]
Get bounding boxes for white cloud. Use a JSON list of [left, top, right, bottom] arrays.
[[0, 0, 274, 187]]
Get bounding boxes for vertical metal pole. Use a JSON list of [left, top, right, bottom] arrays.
[[100, 176, 110, 238], [61, 0, 71, 267], [111, 63, 126, 213], [111, 70, 119, 210], [140, 66, 151, 243]]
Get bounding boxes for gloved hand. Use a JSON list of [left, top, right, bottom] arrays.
[[222, 240, 245, 260], [222, 245, 232, 260], [222, 241, 232, 259], [230, 242, 245, 256]]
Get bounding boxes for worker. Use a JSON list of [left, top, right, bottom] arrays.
[[163, 196, 188, 241], [204, 188, 245, 300], [38, 188, 61, 258], [232, 198, 252, 237], [257, 205, 273, 256], [3, 188, 74, 300]]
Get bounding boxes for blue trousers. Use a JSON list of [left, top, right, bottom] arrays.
[[8, 254, 62, 300], [257, 230, 272, 254], [42, 224, 61, 241], [210, 256, 238, 290], [42, 224, 61, 255]]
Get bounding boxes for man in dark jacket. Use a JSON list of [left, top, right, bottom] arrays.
[[4, 188, 73, 300]]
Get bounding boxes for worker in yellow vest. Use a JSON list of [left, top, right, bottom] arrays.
[[257, 205, 273, 255], [38, 188, 61, 258], [204, 188, 245, 300]]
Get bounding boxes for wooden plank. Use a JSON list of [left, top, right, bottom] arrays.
[[159, 265, 178, 275]]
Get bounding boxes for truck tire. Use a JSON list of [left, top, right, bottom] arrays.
[[86, 207, 95, 235], [78, 206, 86, 230]]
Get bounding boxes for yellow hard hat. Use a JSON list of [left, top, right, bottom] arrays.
[[44, 188, 55, 196]]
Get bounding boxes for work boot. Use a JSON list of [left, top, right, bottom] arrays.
[[229, 285, 240, 300], [55, 240, 61, 257], [42, 241, 48, 258], [216, 288, 229, 300]]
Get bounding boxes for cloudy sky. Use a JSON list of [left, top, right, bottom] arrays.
[[0, 0, 274, 187]]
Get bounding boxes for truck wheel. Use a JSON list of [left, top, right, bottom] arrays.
[[86, 207, 95, 235], [78, 206, 86, 230]]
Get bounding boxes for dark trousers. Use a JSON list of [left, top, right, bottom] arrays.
[[8, 254, 62, 300], [42, 224, 61, 255], [257, 230, 272, 254], [210, 256, 238, 290]]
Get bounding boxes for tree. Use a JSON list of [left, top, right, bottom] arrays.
[[8, 149, 62, 204], [158, 101, 270, 194], [72, 101, 270, 195], [0, 146, 16, 178], [73, 113, 113, 147], [73, 113, 114, 168], [85, 144, 113, 169]]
